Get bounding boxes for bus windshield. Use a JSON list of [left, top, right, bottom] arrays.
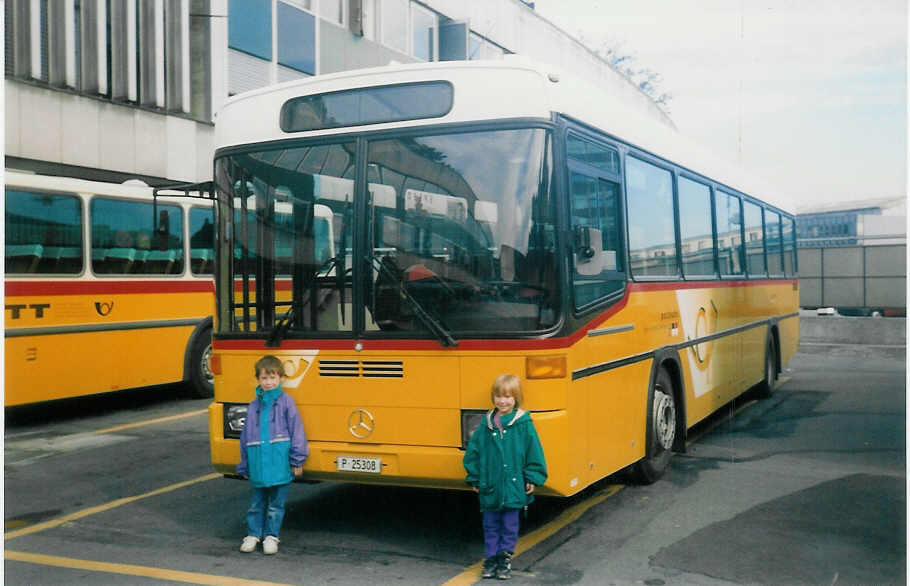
[[213, 127, 559, 340]]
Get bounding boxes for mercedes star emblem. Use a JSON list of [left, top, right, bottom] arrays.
[[347, 408, 375, 438]]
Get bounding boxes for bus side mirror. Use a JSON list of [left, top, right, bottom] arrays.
[[574, 226, 604, 276]]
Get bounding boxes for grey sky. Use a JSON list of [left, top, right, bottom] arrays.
[[532, 0, 907, 211]]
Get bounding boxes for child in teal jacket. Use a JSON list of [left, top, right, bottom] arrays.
[[237, 355, 307, 555], [464, 374, 547, 580]]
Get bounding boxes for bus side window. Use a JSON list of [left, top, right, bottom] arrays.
[[782, 216, 797, 275], [569, 172, 624, 308], [626, 156, 678, 278], [5, 189, 83, 275], [765, 210, 783, 276], [743, 200, 766, 277], [678, 176, 715, 278], [715, 191, 744, 276], [91, 198, 184, 275]]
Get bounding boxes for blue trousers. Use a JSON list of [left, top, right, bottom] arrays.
[[482, 509, 521, 558], [246, 483, 290, 539]]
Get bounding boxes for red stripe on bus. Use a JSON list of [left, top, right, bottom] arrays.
[[629, 278, 797, 292], [4, 280, 215, 296], [210, 278, 797, 352]]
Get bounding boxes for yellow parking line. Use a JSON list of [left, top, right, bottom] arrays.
[[5, 473, 221, 541], [5, 550, 295, 586], [442, 484, 623, 586], [93, 409, 208, 435]]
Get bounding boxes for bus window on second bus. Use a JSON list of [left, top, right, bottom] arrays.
[[5, 189, 83, 275], [91, 198, 184, 275]]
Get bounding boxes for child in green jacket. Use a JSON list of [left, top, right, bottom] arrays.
[[463, 374, 547, 580]]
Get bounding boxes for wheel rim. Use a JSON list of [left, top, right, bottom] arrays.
[[200, 343, 214, 384], [653, 386, 676, 450]]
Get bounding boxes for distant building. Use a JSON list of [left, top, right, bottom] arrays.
[[4, 0, 671, 188], [796, 197, 906, 247]]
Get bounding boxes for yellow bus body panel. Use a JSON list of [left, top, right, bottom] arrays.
[[5, 288, 212, 406], [210, 281, 798, 497]]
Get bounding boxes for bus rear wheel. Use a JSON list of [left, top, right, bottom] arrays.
[[630, 368, 676, 484], [755, 336, 777, 399], [188, 328, 214, 399]]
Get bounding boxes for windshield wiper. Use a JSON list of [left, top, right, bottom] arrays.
[[369, 254, 458, 347], [266, 302, 297, 347]]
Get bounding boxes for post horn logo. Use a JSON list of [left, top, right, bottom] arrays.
[[94, 301, 114, 317], [347, 408, 375, 439]]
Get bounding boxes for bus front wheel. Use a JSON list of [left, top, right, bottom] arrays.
[[188, 328, 214, 399], [631, 368, 676, 484]]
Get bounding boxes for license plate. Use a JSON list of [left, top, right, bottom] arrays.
[[336, 456, 382, 474]]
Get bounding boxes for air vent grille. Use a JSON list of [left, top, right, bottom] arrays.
[[319, 360, 403, 378]]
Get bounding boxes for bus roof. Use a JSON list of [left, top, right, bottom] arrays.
[[5, 170, 156, 199], [215, 58, 793, 214]]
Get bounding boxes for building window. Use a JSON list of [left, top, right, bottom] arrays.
[[469, 32, 505, 60], [284, 0, 313, 9], [381, 0, 408, 54], [410, 3, 436, 61], [229, 0, 272, 60], [319, 0, 343, 25], [278, 2, 316, 74]]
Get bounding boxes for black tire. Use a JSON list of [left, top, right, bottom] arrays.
[[188, 328, 214, 398], [630, 367, 677, 484], [755, 335, 778, 399]]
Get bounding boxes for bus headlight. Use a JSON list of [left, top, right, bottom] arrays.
[[223, 403, 248, 439], [460, 410, 487, 449]]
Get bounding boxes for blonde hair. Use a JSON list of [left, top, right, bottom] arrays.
[[490, 374, 523, 408], [254, 355, 284, 378]]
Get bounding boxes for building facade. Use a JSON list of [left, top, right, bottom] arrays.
[[5, 0, 672, 187], [796, 197, 907, 247]]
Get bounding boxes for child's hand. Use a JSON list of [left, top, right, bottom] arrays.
[[292, 466, 303, 477], [525, 483, 535, 494]]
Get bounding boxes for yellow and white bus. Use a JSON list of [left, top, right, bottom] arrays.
[[4, 171, 216, 406], [208, 59, 798, 494]]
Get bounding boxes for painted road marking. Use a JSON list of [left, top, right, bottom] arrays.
[[442, 484, 624, 586], [5, 432, 134, 467], [5, 473, 221, 541], [5, 551, 296, 586], [443, 390, 774, 584], [93, 408, 208, 435], [6, 410, 208, 467]]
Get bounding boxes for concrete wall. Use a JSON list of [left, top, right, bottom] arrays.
[[800, 315, 906, 346], [798, 244, 906, 311], [5, 81, 214, 183]]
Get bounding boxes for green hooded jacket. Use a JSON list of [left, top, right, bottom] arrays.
[[463, 408, 548, 511]]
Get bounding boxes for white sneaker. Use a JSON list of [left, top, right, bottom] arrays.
[[263, 535, 279, 555], [239, 536, 259, 553]]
